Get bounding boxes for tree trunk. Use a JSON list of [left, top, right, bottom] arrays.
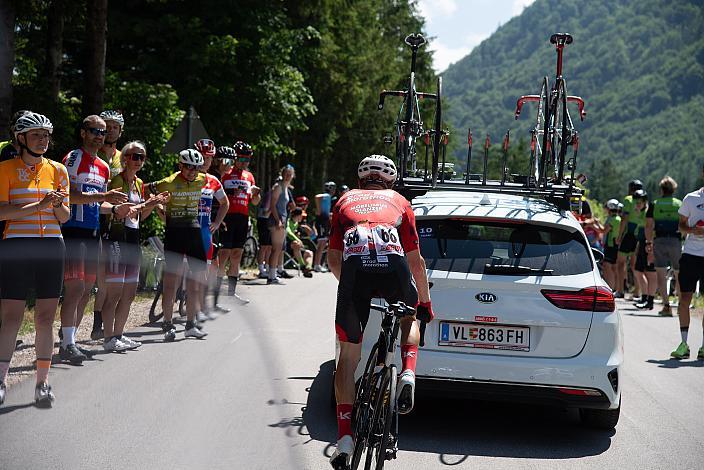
[[46, 0, 65, 103], [0, 1, 15, 137], [83, 0, 108, 116]]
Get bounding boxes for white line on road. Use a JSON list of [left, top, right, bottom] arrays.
[[230, 333, 243, 344]]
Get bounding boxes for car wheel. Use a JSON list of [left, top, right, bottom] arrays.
[[580, 405, 620, 430]]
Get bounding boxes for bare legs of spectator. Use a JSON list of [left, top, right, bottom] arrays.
[[314, 238, 328, 271], [0, 299, 57, 387], [258, 244, 272, 277], [615, 253, 627, 296], [268, 225, 286, 283], [59, 280, 86, 349], [603, 262, 616, 291], [656, 268, 678, 308]]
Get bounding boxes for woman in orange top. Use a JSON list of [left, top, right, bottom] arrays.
[[0, 112, 69, 408]]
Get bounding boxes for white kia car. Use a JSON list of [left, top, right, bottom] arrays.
[[357, 189, 623, 430]]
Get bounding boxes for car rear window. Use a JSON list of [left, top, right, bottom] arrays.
[[418, 219, 593, 275]]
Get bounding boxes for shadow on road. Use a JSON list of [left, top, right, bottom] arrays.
[[292, 360, 614, 463], [646, 358, 704, 368]]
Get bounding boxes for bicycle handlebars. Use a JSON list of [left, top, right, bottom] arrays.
[[514, 94, 586, 121], [378, 90, 437, 110], [404, 33, 426, 50], [370, 302, 428, 347]]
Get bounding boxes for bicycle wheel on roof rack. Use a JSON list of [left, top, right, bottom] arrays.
[[539, 77, 554, 187], [529, 77, 549, 186], [401, 72, 416, 179], [555, 79, 571, 183], [431, 76, 442, 187]]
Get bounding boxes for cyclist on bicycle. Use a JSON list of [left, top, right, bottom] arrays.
[[328, 155, 433, 469], [147, 149, 209, 341]]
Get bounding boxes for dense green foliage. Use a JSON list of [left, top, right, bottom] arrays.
[[443, 0, 704, 202], [8, 0, 437, 237], [10, 0, 435, 193]]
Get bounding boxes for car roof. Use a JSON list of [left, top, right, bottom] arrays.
[[411, 190, 581, 231]]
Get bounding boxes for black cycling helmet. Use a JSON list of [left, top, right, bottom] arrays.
[[628, 179, 644, 194], [633, 189, 648, 200], [233, 141, 253, 157], [216, 145, 236, 159]]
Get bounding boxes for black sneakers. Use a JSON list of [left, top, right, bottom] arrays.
[[59, 344, 87, 365]]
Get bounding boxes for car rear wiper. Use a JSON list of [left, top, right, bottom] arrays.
[[483, 264, 554, 275]]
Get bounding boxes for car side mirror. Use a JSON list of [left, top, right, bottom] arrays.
[[591, 247, 604, 264]]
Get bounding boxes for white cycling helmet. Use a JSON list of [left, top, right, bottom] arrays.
[[324, 181, 336, 193], [358, 154, 397, 184], [100, 110, 125, 127], [14, 112, 53, 138], [606, 199, 620, 210], [179, 148, 204, 166]]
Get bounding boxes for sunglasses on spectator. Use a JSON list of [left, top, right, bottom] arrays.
[[126, 153, 146, 161], [84, 127, 107, 136], [181, 163, 199, 170]]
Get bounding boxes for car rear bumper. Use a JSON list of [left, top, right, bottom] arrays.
[[416, 376, 614, 409]]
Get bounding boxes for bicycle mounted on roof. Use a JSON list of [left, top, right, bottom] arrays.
[[378, 33, 445, 188], [392, 33, 586, 212]]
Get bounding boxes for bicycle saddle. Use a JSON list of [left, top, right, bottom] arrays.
[[404, 33, 426, 49], [550, 33, 573, 45]]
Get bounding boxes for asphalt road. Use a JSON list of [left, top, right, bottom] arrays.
[[1, 274, 703, 470]]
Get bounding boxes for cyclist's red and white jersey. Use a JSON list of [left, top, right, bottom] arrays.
[[198, 173, 226, 226], [329, 189, 419, 260], [221, 168, 256, 215], [62, 148, 110, 230]]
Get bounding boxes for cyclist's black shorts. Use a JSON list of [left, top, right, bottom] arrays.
[[164, 226, 207, 273], [315, 214, 331, 240], [618, 232, 637, 254], [634, 241, 656, 273], [257, 216, 272, 246], [678, 253, 704, 293], [604, 245, 619, 264], [1, 237, 65, 300], [335, 252, 418, 344], [221, 213, 249, 249]]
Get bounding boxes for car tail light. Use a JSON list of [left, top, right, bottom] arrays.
[[541, 286, 615, 312], [558, 387, 602, 396]]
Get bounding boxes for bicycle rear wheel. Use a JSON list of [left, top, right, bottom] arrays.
[[538, 76, 552, 187], [363, 366, 396, 470], [555, 79, 570, 182], [351, 342, 380, 470], [431, 76, 442, 187], [530, 77, 549, 185]]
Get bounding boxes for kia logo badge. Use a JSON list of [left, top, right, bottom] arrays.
[[476, 293, 497, 304]]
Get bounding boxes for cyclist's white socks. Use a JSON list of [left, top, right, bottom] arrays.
[[258, 262, 267, 275], [680, 327, 688, 344], [61, 327, 76, 347]]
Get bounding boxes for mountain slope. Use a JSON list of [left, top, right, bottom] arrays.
[[442, 0, 704, 200]]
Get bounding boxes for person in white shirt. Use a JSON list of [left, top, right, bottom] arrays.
[[670, 163, 704, 360]]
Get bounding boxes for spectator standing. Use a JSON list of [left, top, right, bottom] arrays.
[[59, 115, 129, 364], [633, 190, 657, 310], [645, 176, 682, 316], [100, 141, 166, 351], [267, 165, 295, 284], [670, 164, 704, 360], [219, 141, 260, 302], [0, 113, 69, 407], [313, 181, 336, 272], [602, 199, 621, 291], [616, 179, 644, 299]]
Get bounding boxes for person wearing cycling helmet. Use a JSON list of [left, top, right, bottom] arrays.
[[60, 115, 130, 365], [196, 141, 230, 320], [99, 110, 125, 179], [645, 176, 682, 316], [0, 112, 69, 407], [632, 189, 657, 310], [208, 145, 237, 310], [93, 110, 126, 341], [602, 199, 621, 291], [313, 181, 336, 272], [219, 141, 260, 301], [147, 149, 209, 341], [327, 155, 432, 469], [0, 110, 30, 162], [338, 184, 350, 199], [615, 179, 643, 299]]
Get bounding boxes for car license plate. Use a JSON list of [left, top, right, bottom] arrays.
[[439, 322, 530, 351]]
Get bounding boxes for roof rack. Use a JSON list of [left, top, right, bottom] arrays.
[[393, 128, 583, 211]]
